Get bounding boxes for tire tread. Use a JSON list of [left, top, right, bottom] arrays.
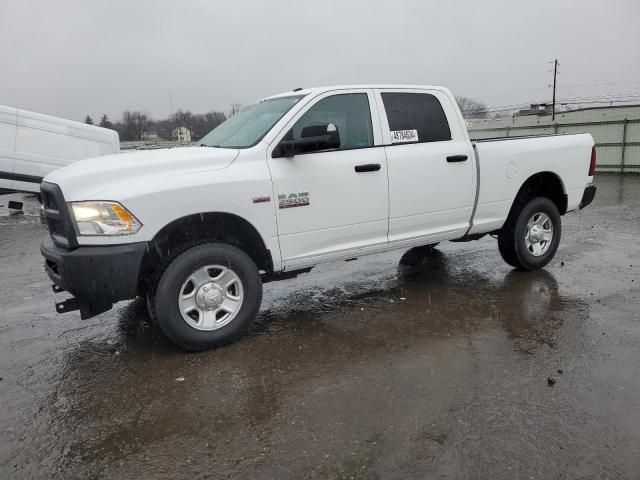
[[148, 242, 262, 351], [498, 196, 561, 271]]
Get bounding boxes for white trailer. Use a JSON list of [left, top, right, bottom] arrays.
[[0, 105, 119, 195]]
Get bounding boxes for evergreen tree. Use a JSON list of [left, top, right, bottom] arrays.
[[84, 115, 94, 125], [98, 114, 113, 129]]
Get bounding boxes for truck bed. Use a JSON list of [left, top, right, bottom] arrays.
[[468, 133, 594, 235]]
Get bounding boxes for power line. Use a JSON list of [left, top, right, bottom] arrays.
[[558, 80, 640, 88], [557, 99, 640, 106], [464, 61, 559, 102], [556, 92, 640, 100], [475, 87, 549, 101], [479, 94, 640, 115]]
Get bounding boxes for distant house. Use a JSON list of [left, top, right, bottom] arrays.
[[173, 126, 192, 142]]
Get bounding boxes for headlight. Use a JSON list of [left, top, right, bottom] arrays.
[[69, 201, 142, 236]]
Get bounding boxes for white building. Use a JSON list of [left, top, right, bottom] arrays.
[[172, 126, 192, 142]]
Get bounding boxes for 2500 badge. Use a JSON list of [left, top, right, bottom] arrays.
[[278, 191, 310, 209]]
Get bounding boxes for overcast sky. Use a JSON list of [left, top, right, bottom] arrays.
[[1, 0, 639, 122]]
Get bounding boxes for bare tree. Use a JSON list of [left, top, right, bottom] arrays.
[[455, 97, 488, 119], [115, 109, 226, 141], [121, 111, 151, 141], [192, 111, 226, 139], [229, 103, 242, 117], [153, 118, 174, 140], [170, 109, 194, 133]]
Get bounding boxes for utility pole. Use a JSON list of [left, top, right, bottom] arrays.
[[552, 59, 558, 121]]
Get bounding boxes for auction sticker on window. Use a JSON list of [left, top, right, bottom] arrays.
[[390, 129, 419, 143]]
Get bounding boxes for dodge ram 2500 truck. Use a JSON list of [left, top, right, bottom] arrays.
[[40, 85, 597, 350]]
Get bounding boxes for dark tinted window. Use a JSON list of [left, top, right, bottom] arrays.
[[289, 93, 373, 150], [381, 92, 451, 143]]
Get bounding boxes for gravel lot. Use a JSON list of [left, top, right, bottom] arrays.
[[1, 174, 639, 479]]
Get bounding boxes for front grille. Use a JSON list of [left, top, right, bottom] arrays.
[[42, 190, 57, 210], [45, 259, 60, 275], [48, 217, 66, 236], [42, 190, 65, 237], [41, 182, 77, 249]]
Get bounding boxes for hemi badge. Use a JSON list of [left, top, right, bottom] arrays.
[[252, 195, 271, 204]]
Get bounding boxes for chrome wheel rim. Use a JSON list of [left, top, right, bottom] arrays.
[[178, 265, 244, 331], [524, 212, 554, 257]]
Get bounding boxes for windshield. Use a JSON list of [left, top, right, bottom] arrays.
[[199, 95, 306, 148]]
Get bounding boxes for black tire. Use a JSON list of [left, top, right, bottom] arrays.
[[498, 197, 561, 271], [149, 243, 262, 351]]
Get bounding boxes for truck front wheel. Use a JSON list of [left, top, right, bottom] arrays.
[[498, 197, 561, 271], [149, 243, 262, 351]]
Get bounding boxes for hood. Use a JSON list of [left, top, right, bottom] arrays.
[[44, 147, 239, 200]]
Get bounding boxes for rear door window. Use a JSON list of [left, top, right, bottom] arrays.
[[381, 92, 451, 144]]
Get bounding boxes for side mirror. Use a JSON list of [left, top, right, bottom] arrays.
[[272, 123, 340, 158]]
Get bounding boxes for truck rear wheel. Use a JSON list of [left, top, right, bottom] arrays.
[[498, 197, 561, 271], [149, 243, 262, 351]]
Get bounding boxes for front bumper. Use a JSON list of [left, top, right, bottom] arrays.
[[579, 184, 597, 209], [41, 238, 147, 319]]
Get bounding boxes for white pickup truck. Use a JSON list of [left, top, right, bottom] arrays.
[[40, 85, 597, 350]]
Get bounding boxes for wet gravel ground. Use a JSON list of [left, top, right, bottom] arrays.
[[1, 174, 639, 479]]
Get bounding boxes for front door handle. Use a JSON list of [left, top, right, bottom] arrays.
[[355, 163, 381, 173], [447, 154, 468, 163]]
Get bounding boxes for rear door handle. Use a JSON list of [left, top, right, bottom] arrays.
[[446, 155, 468, 162], [355, 163, 381, 173]]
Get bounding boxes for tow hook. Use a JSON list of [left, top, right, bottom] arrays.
[[55, 298, 79, 314]]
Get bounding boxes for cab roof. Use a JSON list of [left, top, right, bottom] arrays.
[[263, 84, 450, 100]]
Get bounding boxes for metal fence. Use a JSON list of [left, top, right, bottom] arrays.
[[120, 140, 193, 151], [468, 118, 640, 173]]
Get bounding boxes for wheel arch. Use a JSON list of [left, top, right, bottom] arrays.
[[507, 171, 567, 221], [139, 211, 274, 291]]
